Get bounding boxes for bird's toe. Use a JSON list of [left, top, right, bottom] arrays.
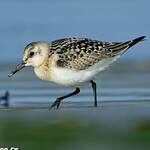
[[49, 98, 61, 110]]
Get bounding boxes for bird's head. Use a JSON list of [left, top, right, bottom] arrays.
[[23, 42, 49, 67], [8, 41, 49, 77]]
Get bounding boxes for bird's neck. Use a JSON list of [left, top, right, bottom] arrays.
[[34, 57, 53, 81]]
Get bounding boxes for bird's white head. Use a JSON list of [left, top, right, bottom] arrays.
[[23, 42, 49, 68]]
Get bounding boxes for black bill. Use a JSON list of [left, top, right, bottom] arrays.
[[8, 62, 26, 77]]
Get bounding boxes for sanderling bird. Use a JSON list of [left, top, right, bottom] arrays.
[[8, 36, 145, 109]]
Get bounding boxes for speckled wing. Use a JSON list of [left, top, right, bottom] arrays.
[[49, 37, 143, 70]]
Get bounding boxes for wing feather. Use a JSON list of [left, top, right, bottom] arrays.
[[49, 37, 145, 70]]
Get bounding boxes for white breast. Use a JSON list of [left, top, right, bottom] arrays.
[[34, 67, 51, 81]]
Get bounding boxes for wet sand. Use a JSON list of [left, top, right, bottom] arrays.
[[1, 101, 150, 150]]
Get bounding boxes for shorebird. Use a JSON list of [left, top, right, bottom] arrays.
[[8, 36, 145, 109]]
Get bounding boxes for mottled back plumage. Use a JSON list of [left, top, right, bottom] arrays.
[[48, 37, 144, 70]]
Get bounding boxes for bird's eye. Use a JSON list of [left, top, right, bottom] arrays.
[[29, 52, 34, 57]]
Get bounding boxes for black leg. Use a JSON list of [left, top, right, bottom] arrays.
[[90, 80, 98, 107], [50, 88, 80, 109]]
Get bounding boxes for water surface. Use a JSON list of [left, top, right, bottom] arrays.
[[0, 61, 150, 108]]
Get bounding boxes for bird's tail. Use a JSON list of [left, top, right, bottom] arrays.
[[105, 36, 146, 57], [128, 36, 146, 48]]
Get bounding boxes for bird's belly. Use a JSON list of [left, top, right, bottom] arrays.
[[50, 67, 96, 87], [34, 56, 119, 87]]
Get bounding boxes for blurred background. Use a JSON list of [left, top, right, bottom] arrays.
[[0, 0, 150, 150], [0, 0, 149, 62]]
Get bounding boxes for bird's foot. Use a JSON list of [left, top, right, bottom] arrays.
[[49, 98, 61, 110]]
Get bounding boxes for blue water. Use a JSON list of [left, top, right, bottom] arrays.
[[0, 0, 149, 62], [0, 62, 149, 107]]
